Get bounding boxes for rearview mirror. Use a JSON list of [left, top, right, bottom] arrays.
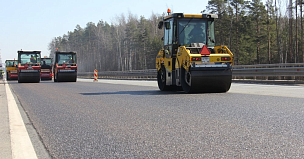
[[158, 21, 163, 29]]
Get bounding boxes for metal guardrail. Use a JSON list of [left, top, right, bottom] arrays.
[[78, 69, 157, 80], [78, 63, 304, 82], [232, 63, 304, 76], [232, 63, 304, 83]]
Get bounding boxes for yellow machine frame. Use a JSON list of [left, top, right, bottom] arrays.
[[5, 60, 18, 80], [156, 12, 234, 93]]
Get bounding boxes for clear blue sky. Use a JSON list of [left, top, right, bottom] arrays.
[[0, 0, 211, 66]]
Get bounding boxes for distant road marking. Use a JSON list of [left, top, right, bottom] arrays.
[[5, 80, 38, 159]]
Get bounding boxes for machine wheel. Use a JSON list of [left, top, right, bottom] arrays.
[[72, 76, 77, 82], [181, 67, 192, 93], [6, 72, 9, 81], [54, 73, 58, 82], [157, 66, 170, 91], [35, 76, 41, 83], [57, 73, 62, 82], [217, 79, 231, 93], [18, 77, 22, 83], [181, 66, 232, 93]]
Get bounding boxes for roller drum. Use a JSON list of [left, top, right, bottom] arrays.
[[181, 66, 232, 93], [57, 72, 77, 82], [18, 72, 40, 83]]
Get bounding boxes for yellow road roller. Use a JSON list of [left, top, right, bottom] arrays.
[[156, 10, 233, 93]]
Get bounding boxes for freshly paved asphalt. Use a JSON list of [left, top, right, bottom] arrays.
[[3, 79, 304, 158]]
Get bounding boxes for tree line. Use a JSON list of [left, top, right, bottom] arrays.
[[49, 0, 301, 72], [48, 14, 162, 72], [208, 0, 303, 65]]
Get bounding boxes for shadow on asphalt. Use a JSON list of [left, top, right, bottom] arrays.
[[6, 80, 72, 84], [80, 90, 185, 96]]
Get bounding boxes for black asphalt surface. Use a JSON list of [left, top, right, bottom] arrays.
[[8, 80, 304, 158]]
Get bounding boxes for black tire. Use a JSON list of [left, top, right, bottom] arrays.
[[57, 73, 62, 82], [54, 73, 58, 82], [157, 66, 170, 91], [69, 74, 77, 82], [36, 76, 40, 83], [18, 77, 22, 83], [6, 72, 9, 81], [181, 66, 232, 93], [181, 67, 192, 93], [217, 78, 232, 93], [73, 76, 77, 82]]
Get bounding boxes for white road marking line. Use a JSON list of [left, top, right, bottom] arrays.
[[5, 80, 38, 159]]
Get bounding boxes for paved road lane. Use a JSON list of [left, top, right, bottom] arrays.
[[8, 80, 304, 158]]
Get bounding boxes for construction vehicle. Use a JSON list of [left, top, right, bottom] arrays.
[[53, 51, 77, 82], [17, 51, 41, 83], [0, 69, 3, 79], [5, 59, 18, 80], [40, 57, 53, 80], [156, 10, 233, 93]]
